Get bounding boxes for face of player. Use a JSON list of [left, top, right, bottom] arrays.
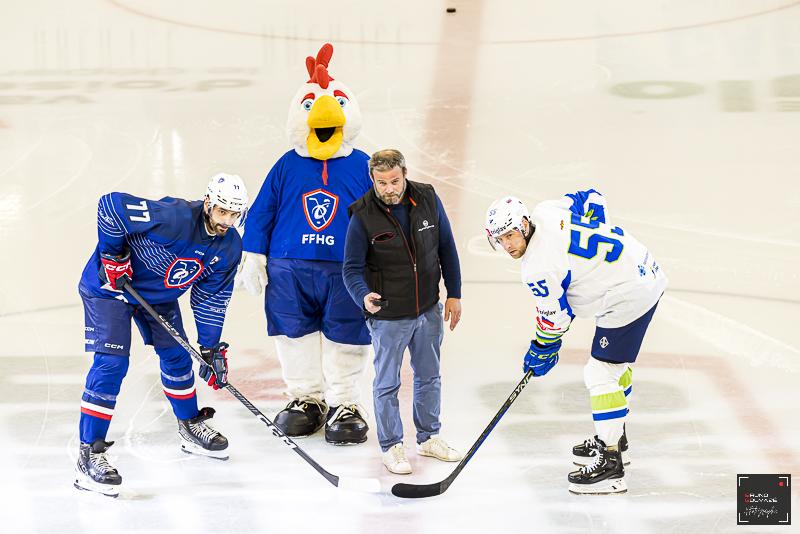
[[496, 219, 530, 259], [372, 166, 407, 205], [203, 199, 241, 236]]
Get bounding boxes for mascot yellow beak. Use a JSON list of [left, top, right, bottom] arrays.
[[306, 95, 345, 160]]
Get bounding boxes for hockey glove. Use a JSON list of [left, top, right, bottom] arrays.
[[99, 250, 133, 291], [199, 342, 229, 390], [523, 339, 561, 377]]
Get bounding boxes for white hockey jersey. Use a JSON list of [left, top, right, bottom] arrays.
[[520, 190, 667, 345]]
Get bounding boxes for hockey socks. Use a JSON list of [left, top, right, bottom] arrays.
[[158, 346, 199, 421], [79, 353, 129, 443]]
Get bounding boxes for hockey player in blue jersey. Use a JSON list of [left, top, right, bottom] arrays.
[[485, 190, 667, 495], [237, 43, 373, 445], [74, 173, 249, 497]]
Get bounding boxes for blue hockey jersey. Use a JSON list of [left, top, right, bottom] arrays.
[[78, 193, 242, 347], [242, 149, 373, 261]]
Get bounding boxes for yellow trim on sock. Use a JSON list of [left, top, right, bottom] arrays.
[[618, 367, 632, 389], [590, 390, 627, 411]]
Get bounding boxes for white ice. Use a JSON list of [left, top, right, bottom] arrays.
[[1, 1, 799, 533]]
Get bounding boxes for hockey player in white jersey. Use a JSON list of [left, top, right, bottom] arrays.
[[485, 190, 667, 494]]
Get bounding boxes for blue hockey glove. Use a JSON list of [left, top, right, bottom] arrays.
[[199, 342, 229, 390], [523, 339, 561, 377]]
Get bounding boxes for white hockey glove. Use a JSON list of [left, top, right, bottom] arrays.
[[235, 252, 268, 296]]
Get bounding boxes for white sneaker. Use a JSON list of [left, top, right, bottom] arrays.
[[416, 436, 463, 462], [382, 443, 412, 474]]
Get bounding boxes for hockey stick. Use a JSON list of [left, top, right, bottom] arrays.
[[391, 369, 534, 499], [117, 278, 380, 493]]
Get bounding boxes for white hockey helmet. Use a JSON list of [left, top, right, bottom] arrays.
[[205, 173, 249, 214], [485, 196, 530, 249]]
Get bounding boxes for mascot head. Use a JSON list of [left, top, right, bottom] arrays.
[[287, 43, 362, 161]]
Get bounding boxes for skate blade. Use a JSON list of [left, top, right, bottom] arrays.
[[180, 441, 229, 461], [568, 477, 627, 495], [572, 451, 631, 467], [73, 474, 120, 498]]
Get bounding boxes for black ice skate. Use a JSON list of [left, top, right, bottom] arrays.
[[567, 438, 627, 495], [274, 398, 328, 437], [325, 404, 368, 445], [178, 407, 229, 460], [573, 424, 630, 466], [74, 440, 122, 498]]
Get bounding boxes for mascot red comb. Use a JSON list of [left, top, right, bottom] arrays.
[[238, 44, 372, 445]]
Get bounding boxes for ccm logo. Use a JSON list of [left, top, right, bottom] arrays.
[[104, 265, 129, 272], [104, 343, 124, 350]]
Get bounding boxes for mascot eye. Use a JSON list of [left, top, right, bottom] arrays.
[[333, 90, 349, 108], [302, 98, 314, 111]]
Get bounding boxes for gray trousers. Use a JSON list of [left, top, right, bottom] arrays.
[[367, 303, 444, 452]]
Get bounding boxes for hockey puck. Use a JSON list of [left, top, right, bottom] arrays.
[[446, 7, 456, 13]]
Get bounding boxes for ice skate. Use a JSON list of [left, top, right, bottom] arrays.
[[74, 440, 122, 498], [568, 438, 627, 495], [178, 407, 229, 460], [573, 425, 630, 466]]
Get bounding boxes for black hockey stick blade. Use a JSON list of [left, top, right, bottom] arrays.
[[391, 370, 534, 499], [391, 479, 448, 499], [118, 278, 381, 493]]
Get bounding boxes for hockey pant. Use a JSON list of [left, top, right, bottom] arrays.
[[79, 299, 199, 444]]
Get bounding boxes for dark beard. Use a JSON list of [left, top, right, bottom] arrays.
[[203, 212, 228, 236]]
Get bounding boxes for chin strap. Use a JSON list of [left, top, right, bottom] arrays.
[[523, 218, 536, 245], [202, 206, 216, 237]]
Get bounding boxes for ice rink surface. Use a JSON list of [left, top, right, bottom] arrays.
[[1, 1, 799, 532]]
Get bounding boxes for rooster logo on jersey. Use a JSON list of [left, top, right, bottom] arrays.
[[165, 258, 204, 288], [302, 189, 339, 231]]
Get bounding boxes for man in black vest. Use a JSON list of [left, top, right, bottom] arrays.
[[343, 149, 463, 475]]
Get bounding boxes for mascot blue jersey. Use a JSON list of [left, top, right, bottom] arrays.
[[78, 193, 242, 347], [242, 149, 372, 261]]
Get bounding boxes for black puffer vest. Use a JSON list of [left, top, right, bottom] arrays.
[[348, 180, 440, 319]]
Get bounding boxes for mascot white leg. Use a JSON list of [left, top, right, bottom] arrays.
[[321, 336, 369, 445], [272, 333, 328, 437]]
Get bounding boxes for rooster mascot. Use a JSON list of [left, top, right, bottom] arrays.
[[238, 44, 372, 445]]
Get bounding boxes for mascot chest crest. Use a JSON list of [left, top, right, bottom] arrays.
[[302, 189, 339, 232]]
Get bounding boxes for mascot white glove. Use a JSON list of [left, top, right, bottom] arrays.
[[235, 252, 268, 296]]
